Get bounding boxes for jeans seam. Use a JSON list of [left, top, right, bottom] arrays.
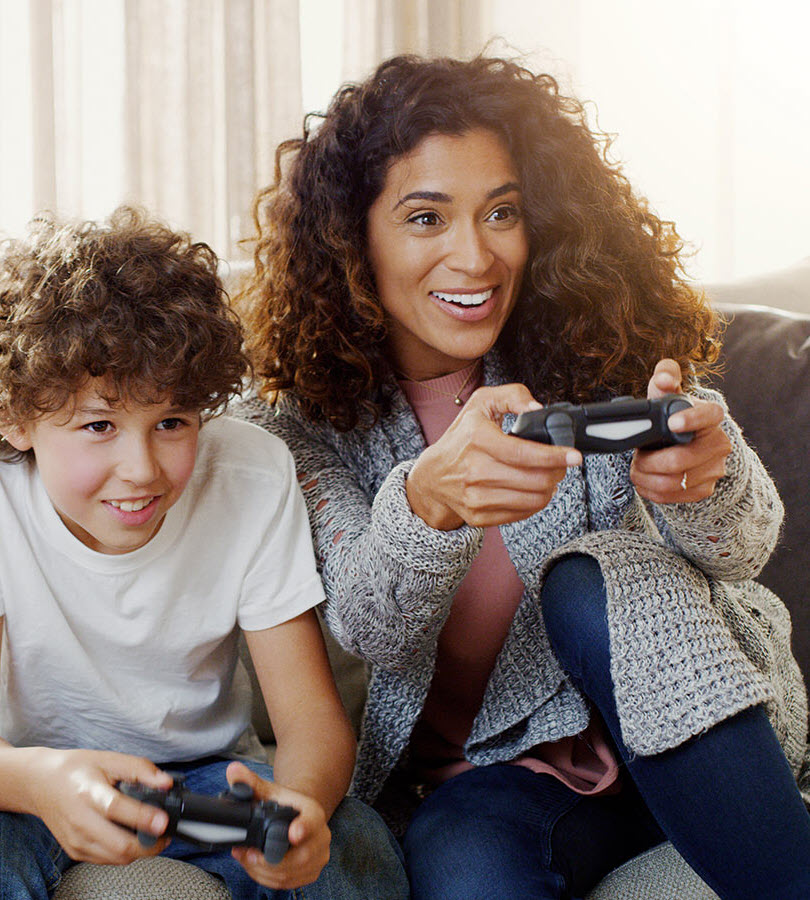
[[543, 793, 585, 870], [45, 840, 68, 892]]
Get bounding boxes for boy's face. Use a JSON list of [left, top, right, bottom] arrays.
[[6, 378, 200, 554]]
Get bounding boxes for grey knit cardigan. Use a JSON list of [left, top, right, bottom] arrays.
[[238, 352, 809, 812]]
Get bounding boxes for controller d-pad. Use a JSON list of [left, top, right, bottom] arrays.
[[544, 411, 576, 447]]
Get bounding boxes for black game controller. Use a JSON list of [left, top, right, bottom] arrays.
[[509, 393, 694, 453], [118, 775, 297, 864]]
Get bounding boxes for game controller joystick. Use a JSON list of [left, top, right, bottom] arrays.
[[118, 775, 297, 864], [509, 393, 694, 453]]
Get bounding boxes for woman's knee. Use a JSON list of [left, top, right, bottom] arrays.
[[541, 554, 611, 672], [403, 767, 569, 900]]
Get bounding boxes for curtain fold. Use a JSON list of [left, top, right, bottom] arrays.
[[122, 0, 303, 256], [5, 0, 303, 257], [342, 0, 486, 84]]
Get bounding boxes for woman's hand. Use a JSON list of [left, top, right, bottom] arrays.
[[226, 761, 331, 890], [631, 359, 731, 503], [406, 383, 582, 530], [26, 747, 172, 864]]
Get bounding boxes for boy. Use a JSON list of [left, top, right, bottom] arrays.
[[0, 207, 407, 899]]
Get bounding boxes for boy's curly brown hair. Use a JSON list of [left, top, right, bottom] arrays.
[[0, 205, 250, 459], [237, 54, 721, 432]]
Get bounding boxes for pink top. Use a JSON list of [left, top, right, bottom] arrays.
[[399, 363, 620, 796]]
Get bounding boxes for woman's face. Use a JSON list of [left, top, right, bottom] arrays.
[[366, 128, 529, 379]]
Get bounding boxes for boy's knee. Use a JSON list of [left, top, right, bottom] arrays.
[[0, 812, 65, 896], [327, 797, 407, 892]]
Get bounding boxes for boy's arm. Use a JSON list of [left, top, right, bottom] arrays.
[[0, 616, 173, 863], [226, 609, 356, 890], [244, 609, 356, 817]]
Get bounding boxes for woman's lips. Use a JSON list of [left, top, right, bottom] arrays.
[[429, 287, 498, 320]]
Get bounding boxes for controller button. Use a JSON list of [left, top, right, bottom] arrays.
[[226, 782, 254, 802]]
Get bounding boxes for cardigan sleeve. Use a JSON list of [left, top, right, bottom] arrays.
[[645, 386, 784, 581], [236, 396, 484, 672]]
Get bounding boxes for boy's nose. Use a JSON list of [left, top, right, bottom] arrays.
[[117, 438, 161, 485]]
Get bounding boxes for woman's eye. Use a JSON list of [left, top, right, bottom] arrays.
[[407, 211, 442, 227], [83, 420, 112, 434], [488, 204, 521, 223]]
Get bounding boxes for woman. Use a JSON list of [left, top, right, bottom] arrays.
[[236, 55, 810, 899]]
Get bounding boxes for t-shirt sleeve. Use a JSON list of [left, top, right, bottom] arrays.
[[237, 444, 325, 631]]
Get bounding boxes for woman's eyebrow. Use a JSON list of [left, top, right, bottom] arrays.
[[393, 181, 521, 210], [394, 190, 451, 209], [487, 181, 521, 199]]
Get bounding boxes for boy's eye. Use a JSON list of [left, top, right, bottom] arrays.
[[157, 417, 185, 431], [83, 420, 113, 434]]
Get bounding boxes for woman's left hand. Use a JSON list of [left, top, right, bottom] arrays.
[[630, 359, 731, 503]]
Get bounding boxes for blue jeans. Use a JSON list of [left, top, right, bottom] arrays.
[[404, 554, 810, 900], [0, 757, 408, 900]]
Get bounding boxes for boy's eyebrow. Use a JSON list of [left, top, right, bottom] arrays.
[[393, 181, 521, 211], [74, 404, 192, 416], [75, 405, 116, 416]]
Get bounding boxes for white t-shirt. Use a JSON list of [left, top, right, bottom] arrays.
[[0, 416, 324, 762]]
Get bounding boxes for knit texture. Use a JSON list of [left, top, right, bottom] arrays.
[[238, 349, 807, 814], [584, 842, 719, 900]]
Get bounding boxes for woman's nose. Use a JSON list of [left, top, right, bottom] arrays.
[[445, 222, 495, 276]]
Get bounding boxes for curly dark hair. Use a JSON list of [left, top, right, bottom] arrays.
[[0, 205, 250, 460], [237, 54, 721, 431]]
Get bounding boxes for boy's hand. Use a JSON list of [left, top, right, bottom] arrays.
[[226, 760, 331, 890], [28, 748, 173, 864]]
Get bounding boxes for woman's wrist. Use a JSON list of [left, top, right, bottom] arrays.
[[405, 460, 464, 531]]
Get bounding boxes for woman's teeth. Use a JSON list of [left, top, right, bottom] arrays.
[[108, 498, 153, 512], [432, 289, 494, 307]]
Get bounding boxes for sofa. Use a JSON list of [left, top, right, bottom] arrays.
[[53, 258, 810, 899]]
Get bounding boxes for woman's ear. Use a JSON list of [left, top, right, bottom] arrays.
[[1, 423, 33, 452]]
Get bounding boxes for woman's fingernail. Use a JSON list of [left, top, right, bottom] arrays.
[[566, 451, 582, 466]]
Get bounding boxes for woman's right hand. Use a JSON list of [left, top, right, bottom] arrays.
[[406, 383, 582, 530], [26, 747, 173, 864]]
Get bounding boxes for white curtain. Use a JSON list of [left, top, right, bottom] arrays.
[[3, 0, 806, 279], [1, 0, 303, 257], [341, 0, 486, 83]]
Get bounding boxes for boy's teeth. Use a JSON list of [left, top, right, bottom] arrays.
[[108, 498, 153, 512], [432, 289, 493, 307]]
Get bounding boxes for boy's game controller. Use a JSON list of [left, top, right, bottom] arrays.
[[509, 393, 694, 453], [118, 775, 297, 864]]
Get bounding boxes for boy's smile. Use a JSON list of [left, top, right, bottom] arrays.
[[6, 378, 200, 554]]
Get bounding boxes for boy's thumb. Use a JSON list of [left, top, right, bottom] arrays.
[[225, 761, 270, 800]]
